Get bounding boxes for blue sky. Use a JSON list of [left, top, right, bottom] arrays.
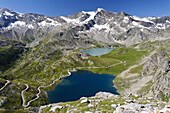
[[0, 0, 170, 17]]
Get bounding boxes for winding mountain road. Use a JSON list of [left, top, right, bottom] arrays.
[[21, 84, 29, 107], [0, 80, 10, 91], [21, 79, 59, 107]]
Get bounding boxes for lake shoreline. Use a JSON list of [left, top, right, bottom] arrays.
[[47, 70, 119, 104]]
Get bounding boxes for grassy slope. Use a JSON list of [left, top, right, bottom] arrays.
[[0, 39, 25, 72], [0, 37, 169, 110], [87, 47, 148, 75]]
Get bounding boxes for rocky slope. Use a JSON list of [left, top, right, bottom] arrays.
[[40, 92, 169, 113], [143, 48, 170, 102], [115, 40, 170, 103]]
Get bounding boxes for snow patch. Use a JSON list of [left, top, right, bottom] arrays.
[[166, 20, 170, 23], [93, 24, 110, 31], [83, 11, 96, 23], [18, 13, 23, 17], [113, 22, 118, 25], [38, 19, 60, 27], [97, 8, 104, 12], [147, 16, 158, 20], [132, 21, 149, 29], [132, 16, 154, 23], [4, 16, 8, 19], [112, 38, 125, 44], [124, 17, 129, 20], [47, 18, 54, 22], [5, 21, 34, 29], [132, 21, 139, 26], [11, 21, 26, 27], [60, 16, 80, 24], [155, 23, 166, 29], [123, 17, 129, 23], [27, 24, 34, 29], [4, 11, 14, 16]]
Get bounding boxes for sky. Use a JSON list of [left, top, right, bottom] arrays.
[[0, 0, 170, 17]]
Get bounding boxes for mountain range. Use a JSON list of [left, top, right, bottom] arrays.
[[0, 8, 170, 47]]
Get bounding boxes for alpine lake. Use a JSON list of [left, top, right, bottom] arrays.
[[47, 48, 119, 103]]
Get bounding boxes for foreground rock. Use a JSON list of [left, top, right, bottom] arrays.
[[40, 92, 169, 113], [0, 97, 7, 107]]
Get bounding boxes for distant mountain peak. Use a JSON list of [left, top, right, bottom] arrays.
[[82, 8, 105, 14], [119, 11, 130, 16], [97, 8, 104, 12]]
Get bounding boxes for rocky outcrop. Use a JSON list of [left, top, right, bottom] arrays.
[[114, 103, 170, 113], [0, 97, 7, 107]]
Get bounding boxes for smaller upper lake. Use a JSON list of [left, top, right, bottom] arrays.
[[81, 47, 117, 56], [47, 70, 119, 103]]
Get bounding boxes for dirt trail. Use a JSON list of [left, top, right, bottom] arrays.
[[76, 61, 123, 69]]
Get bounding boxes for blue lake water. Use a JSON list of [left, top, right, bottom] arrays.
[[47, 70, 119, 103], [80, 47, 117, 56]]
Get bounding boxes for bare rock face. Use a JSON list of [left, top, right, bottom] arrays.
[[142, 50, 170, 101], [95, 92, 117, 99]]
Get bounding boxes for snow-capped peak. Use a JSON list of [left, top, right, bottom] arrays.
[[97, 8, 104, 12], [61, 9, 98, 25], [81, 8, 105, 23], [82, 8, 104, 14]]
